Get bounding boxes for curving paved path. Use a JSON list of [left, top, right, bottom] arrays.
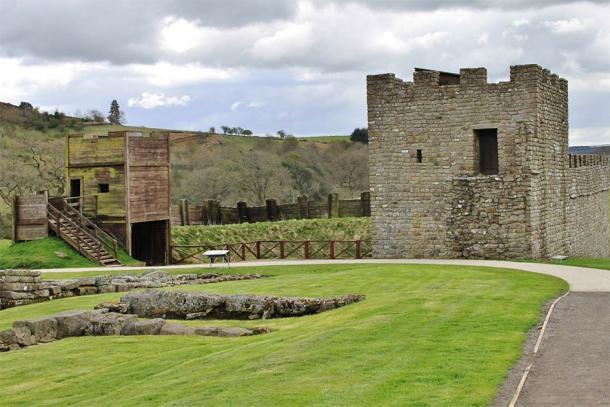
[[37, 258, 610, 292]]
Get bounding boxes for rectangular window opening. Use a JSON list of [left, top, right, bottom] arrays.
[[98, 183, 110, 193], [416, 149, 423, 163], [476, 129, 498, 175]]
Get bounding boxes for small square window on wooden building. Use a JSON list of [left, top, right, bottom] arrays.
[[416, 149, 423, 163], [98, 183, 110, 193], [476, 129, 498, 175]]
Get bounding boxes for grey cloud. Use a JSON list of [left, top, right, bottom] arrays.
[[328, 0, 610, 11], [0, 0, 296, 64]]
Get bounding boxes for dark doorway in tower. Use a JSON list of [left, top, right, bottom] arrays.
[[131, 220, 169, 266]]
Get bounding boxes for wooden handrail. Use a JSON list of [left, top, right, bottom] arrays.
[[61, 202, 119, 259], [47, 204, 104, 260]]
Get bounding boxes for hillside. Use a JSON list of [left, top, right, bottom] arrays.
[[569, 145, 610, 155], [0, 104, 367, 238]]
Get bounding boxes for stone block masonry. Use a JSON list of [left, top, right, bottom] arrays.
[[0, 269, 264, 310], [368, 64, 610, 259]]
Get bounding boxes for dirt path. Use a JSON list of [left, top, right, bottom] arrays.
[[516, 292, 610, 406]]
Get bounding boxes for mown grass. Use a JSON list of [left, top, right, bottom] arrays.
[[0, 237, 142, 269], [0, 237, 96, 269], [0, 263, 566, 406], [172, 217, 370, 247]]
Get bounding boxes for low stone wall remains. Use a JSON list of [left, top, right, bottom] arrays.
[[0, 270, 264, 310], [119, 290, 366, 320], [0, 309, 270, 352]]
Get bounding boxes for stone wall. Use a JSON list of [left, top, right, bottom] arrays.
[[566, 158, 610, 257], [0, 270, 48, 309], [368, 64, 608, 259], [0, 269, 263, 310]]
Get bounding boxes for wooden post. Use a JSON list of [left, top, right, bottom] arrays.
[[355, 240, 361, 259], [256, 241, 261, 259], [304, 240, 310, 259], [360, 191, 371, 217], [11, 195, 18, 243], [329, 240, 335, 259], [280, 240, 285, 259], [241, 243, 246, 261], [179, 199, 186, 226], [183, 199, 190, 225], [297, 195, 309, 219], [266, 199, 279, 221], [328, 193, 339, 218], [207, 200, 220, 224], [201, 202, 209, 226], [237, 201, 249, 223]]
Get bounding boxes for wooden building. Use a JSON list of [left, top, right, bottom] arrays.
[[65, 131, 171, 265]]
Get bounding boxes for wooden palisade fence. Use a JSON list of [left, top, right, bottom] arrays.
[[171, 192, 371, 226], [170, 240, 372, 264]]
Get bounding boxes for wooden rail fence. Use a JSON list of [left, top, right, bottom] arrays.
[[171, 192, 371, 226], [170, 240, 372, 264]]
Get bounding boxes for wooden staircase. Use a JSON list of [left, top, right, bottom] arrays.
[[47, 202, 121, 266]]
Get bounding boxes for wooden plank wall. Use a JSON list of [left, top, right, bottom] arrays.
[[127, 133, 171, 223], [66, 134, 128, 244], [173, 192, 371, 226], [12, 194, 48, 242]]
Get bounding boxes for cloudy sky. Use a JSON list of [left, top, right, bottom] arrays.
[[1, 0, 610, 144]]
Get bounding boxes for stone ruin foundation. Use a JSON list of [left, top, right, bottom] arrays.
[[0, 308, 271, 352], [0, 269, 264, 310], [118, 290, 366, 320]]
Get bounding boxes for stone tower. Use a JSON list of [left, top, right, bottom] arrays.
[[367, 64, 597, 259]]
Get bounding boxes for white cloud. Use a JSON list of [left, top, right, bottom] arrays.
[[0, 57, 103, 101], [128, 92, 190, 109], [251, 22, 314, 61], [543, 18, 590, 34], [129, 62, 236, 87], [570, 127, 610, 146], [247, 101, 266, 108], [513, 18, 530, 27], [160, 17, 205, 53], [230, 101, 242, 111]]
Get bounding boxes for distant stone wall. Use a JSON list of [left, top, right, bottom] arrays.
[[566, 159, 610, 257]]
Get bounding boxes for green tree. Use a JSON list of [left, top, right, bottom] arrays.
[[350, 128, 368, 144], [107, 100, 124, 125]]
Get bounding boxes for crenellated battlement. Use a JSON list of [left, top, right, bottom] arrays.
[[367, 64, 567, 93], [569, 154, 610, 168]]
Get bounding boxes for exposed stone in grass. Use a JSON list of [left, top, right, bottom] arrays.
[[0, 309, 270, 352], [0, 269, 265, 310], [119, 290, 366, 320]]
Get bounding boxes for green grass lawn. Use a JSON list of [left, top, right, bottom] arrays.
[[0, 237, 142, 269], [0, 264, 566, 406], [173, 217, 370, 247], [544, 257, 610, 270]]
